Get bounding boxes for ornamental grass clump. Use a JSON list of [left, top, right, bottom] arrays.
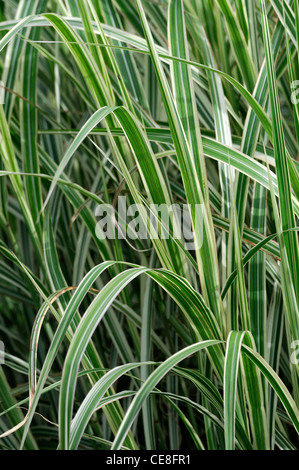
[[0, 0, 298, 451]]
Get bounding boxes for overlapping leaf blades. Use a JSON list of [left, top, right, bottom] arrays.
[[0, 0, 298, 451]]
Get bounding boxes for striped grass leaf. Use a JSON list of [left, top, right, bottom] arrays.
[[241, 344, 299, 433], [76, 0, 115, 103], [110, 340, 222, 450], [21, 24, 44, 236], [224, 330, 246, 449], [0, 105, 43, 265], [246, 0, 260, 70], [267, 285, 284, 448], [1, 1, 40, 120], [260, 0, 299, 354], [99, 0, 149, 113], [240, 332, 269, 449], [84, 0, 137, 115], [266, 157, 299, 400], [249, 183, 267, 358], [140, 252, 156, 450], [58, 262, 226, 448], [270, 0, 297, 47], [215, 0, 257, 91], [194, 21, 233, 294], [43, 12, 114, 108], [234, 18, 284, 249], [69, 361, 154, 450], [283, 3, 299, 145], [166, 0, 223, 323], [21, 261, 138, 450], [18, 1, 49, 235], [58, 267, 148, 449]]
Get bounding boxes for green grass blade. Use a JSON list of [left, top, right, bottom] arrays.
[[111, 340, 222, 450]]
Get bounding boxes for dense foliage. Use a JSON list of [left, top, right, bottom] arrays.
[[0, 0, 298, 450]]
